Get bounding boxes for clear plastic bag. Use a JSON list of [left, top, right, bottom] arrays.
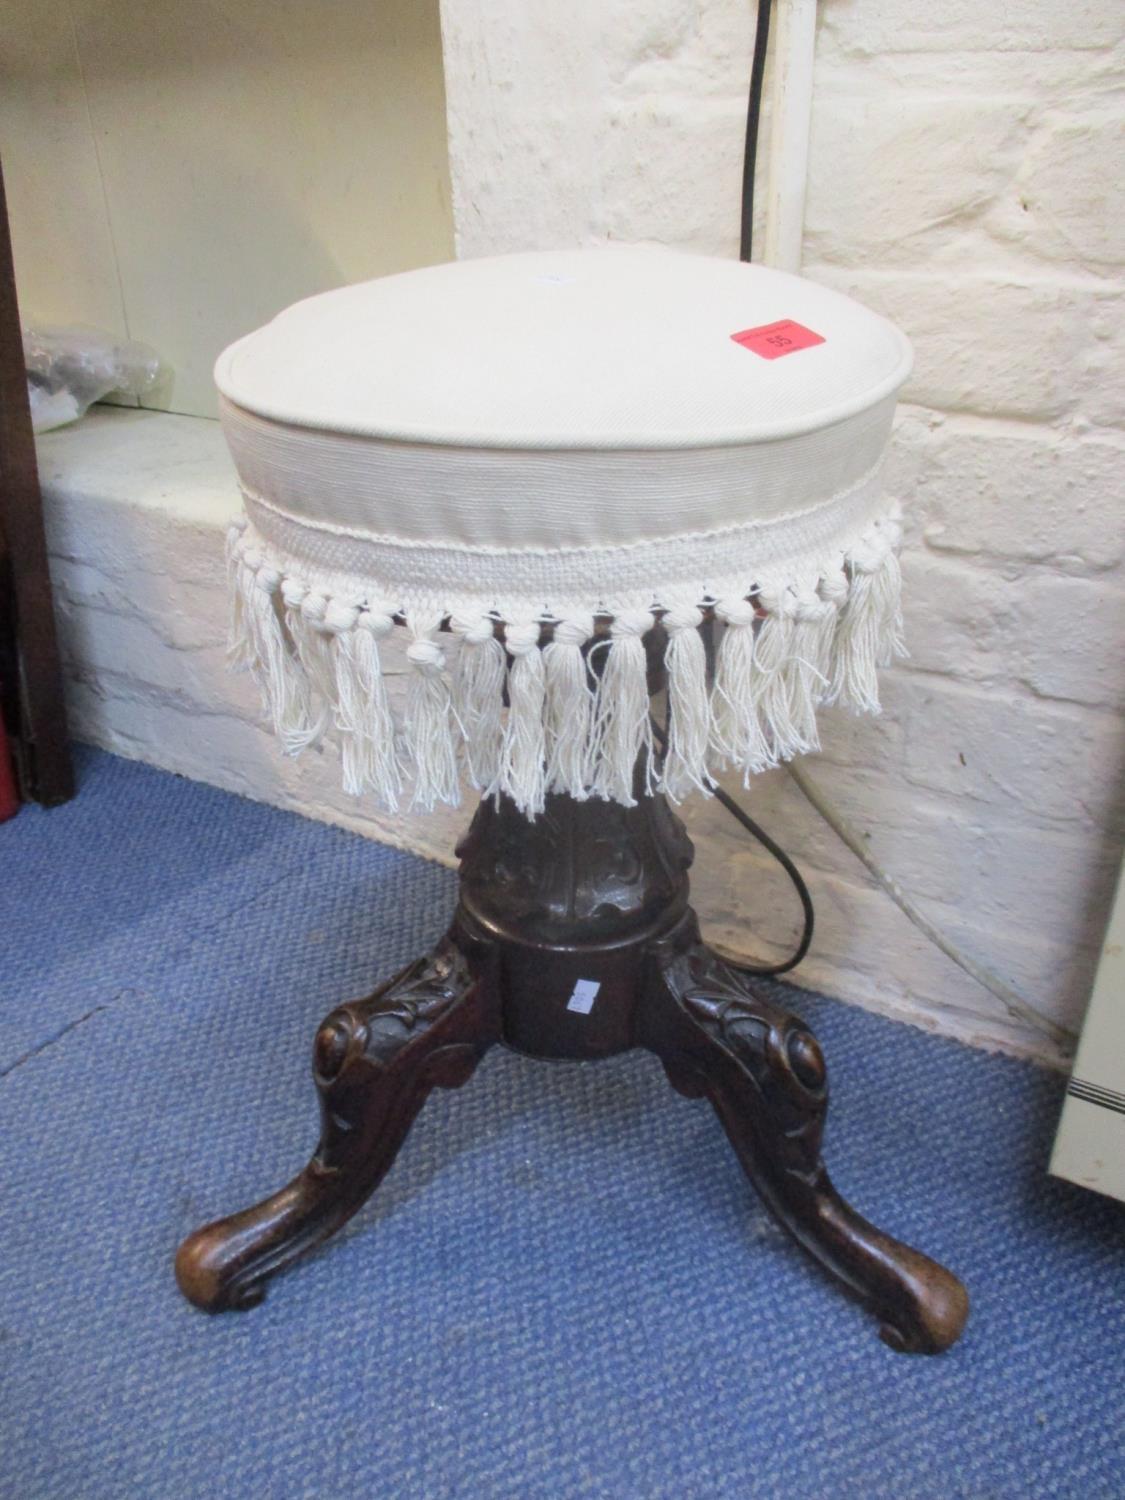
[[24, 325, 162, 433]]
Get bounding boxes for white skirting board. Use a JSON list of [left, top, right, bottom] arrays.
[[1050, 865, 1125, 1203]]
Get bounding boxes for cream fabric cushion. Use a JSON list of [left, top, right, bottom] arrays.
[[218, 245, 912, 814], [218, 245, 909, 595]]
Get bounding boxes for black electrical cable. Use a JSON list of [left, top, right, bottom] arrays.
[[650, 716, 814, 976], [708, 780, 815, 976], [739, 0, 773, 262]]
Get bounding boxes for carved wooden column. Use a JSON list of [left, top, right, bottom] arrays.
[[453, 780, 692, 1059]]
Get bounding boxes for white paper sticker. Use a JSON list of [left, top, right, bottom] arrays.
[[566, 978, 601, 1015]]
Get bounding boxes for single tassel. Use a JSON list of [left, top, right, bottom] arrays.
[[240, 554, 316, 750], [750, 587, 801, 761], [404, 619, 459, 810], [280, 584, 334, 753], [499, 620, 548, 816], [450, 613, 506, 794], [661, 604, 711, 801], [783, 588, 838, 755], [831, 530, 898, 714], [543, 615, 595, 799], [332, 602, 402, 808], [590, 610, 655, 807], [710, 596, 775, 781], [815, 566, 850, 708]]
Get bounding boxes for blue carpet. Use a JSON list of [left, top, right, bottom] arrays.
[[1, 747, 1122, 1499]]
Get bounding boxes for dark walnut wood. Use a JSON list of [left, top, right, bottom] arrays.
[[176, 781, 969, 1353], [638, 935, 969, 1354], [176, 939, 500, 1312]]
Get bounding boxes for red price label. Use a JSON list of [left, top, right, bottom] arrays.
[[730, 319, 825, 360]]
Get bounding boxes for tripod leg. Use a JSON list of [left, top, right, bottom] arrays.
[[175, 938, 499, 1313], [642, 942, 969, 1354]]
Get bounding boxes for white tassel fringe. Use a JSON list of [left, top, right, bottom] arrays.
[[227, 508, 905, 815]]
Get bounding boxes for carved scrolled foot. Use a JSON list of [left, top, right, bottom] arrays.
[[175, 938, 498, 1313], [643, 942, 969, 1355]]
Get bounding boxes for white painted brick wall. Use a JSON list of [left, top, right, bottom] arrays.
[[34, 1, 1124, 1068], [437, 0, 1125, 1064]]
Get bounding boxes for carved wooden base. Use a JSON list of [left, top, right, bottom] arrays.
[[176, 788, 968, 1354]]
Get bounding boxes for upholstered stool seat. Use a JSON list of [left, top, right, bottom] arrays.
[[177, 246, 968, 1356], [219, 245, 910, 814]]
